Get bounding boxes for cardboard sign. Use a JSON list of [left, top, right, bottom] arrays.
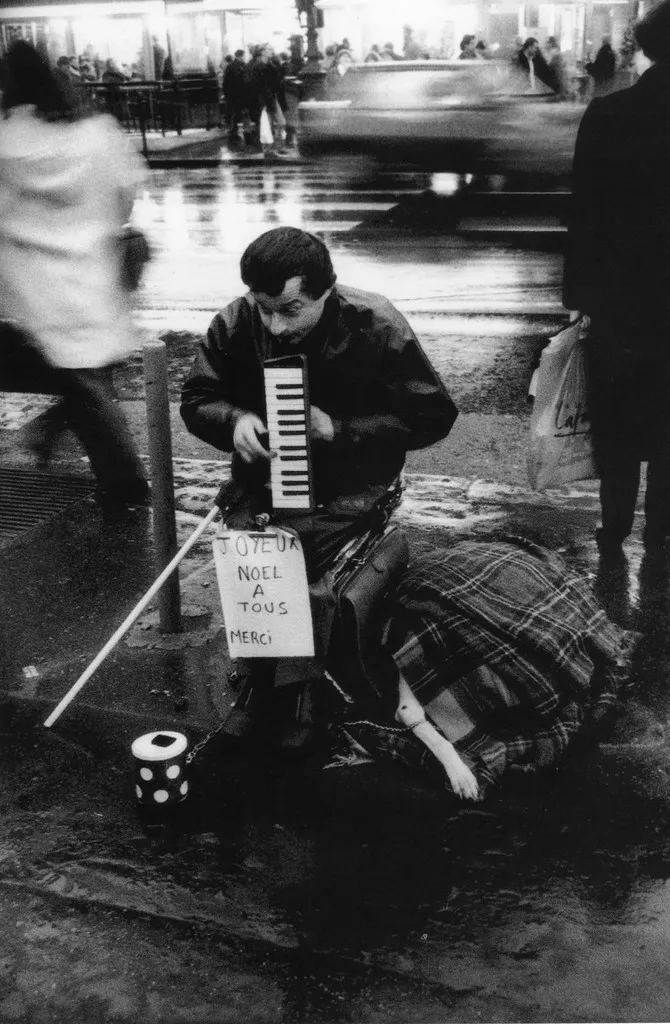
[[212, 528, 314, 658]]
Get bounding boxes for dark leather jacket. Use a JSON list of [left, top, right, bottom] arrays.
[[181, 285, 457, 503]]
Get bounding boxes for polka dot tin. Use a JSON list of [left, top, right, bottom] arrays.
[[131, 731, 189, 807]]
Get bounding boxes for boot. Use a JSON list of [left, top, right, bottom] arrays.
[[277, 679, 328, 754], [221, 671, 276, 745]]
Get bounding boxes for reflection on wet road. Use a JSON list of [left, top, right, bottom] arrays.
[[134, 164, 563, 331]]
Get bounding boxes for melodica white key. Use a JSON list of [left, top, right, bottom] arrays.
[[264, 354, 314, 510]]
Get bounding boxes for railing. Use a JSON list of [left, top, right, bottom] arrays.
[[78, 78, 222, 154]]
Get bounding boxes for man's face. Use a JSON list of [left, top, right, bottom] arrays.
[[251, 276, 332, 344]]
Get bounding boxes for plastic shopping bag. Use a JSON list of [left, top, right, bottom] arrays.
[[259, 108, 274, 146], [527, 319, 596, 490]]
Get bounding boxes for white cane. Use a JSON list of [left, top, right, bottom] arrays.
[[44, 505, 220, 728]]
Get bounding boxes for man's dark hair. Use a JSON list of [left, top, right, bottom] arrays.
[[234, 49, 245, 59], [240, 228, 337, 299], [635, 0, 670, 62]]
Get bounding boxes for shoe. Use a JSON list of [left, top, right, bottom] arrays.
[[221, 678, 276, 745], [277, 680, 328, 754]]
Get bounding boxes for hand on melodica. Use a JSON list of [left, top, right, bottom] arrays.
[[233, 412, 273, 463], [309, 405, 335, 443]]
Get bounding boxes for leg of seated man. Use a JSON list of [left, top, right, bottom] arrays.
[[216, 482, 377, 748]]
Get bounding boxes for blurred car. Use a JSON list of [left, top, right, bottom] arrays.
[[298, 60, 586, 178]]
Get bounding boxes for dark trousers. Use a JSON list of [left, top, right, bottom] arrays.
[[587, 320, 670, 542], [225, 101, 246, 141], [600, 450, 670, 541], [34, 366, 146, 495]]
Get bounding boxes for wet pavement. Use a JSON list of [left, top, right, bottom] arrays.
[[2, 444, 670, 1022], [2, 163, 670, 1023]]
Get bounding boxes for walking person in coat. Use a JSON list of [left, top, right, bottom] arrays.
[[586, 37, 617, 97], [514, 37, 558, 93], [245, 45, 278, 155], [222, 49, 248, 146], [563, 0, 670, 555], [0, 41, 148, 508]]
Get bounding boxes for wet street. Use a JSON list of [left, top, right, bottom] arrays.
[[133, 163, 564, 327], [3, 157, 670, 1023]]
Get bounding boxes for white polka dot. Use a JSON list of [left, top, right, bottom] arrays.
[[140, 767, 153, 781], [166, 764, 180, 779], [153, 789, 169, 803], [135, 785, 143, 799], [179, 781, 188, 795]]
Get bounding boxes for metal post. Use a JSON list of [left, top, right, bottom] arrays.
[[143, 341, 182, 633], [139, 92, 149, 161]]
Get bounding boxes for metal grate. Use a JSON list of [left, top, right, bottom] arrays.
[[0, 468, 94, 546]]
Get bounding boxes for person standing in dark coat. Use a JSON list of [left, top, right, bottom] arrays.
[[563, 0, 670, 555], [245, 45, 277, 152], [152, 36, 165, 80], [586, 37, 617, 96], [222, 49, 247, 144], [515, 37, 558, 92]]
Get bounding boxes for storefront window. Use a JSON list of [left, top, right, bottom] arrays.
[[71, 15, 145, 76], [168, 12, 222, 74]]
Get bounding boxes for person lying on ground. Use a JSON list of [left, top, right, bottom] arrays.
[[344, 534, 639, 800]]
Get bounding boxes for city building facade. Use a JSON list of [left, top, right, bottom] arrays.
[[0, 0, 645, 79], [0, 0, 301, 78]]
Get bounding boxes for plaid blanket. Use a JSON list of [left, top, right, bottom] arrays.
[[349, 536, 638, 794]]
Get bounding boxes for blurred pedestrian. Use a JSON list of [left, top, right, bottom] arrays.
[[324, 45, 354, 94], [321, 44, 337, 72], [245, 44, 279, 155], [545, 36, 570, 98], [514, 37, 557, 92], [78, 56, 96, 82], [459, 35, 478, 60], [332, 47, 354, 75], [101, 57, 127, 121], [0, 41, 149, 508], [403, 26, 423, 60], [152, 35, 165, 80], [586, 36, 617, 96], [380, 41, 402, 61], [268, 49, 290, 151], [222, 48, 247, 146], [563, 0, 670, 555], [364, 43, 382, 63], [101, 58, 126, 84], [475, 40, 491, 59]]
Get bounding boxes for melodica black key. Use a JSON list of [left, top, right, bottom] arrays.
[[263, 354, 314, 510]]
